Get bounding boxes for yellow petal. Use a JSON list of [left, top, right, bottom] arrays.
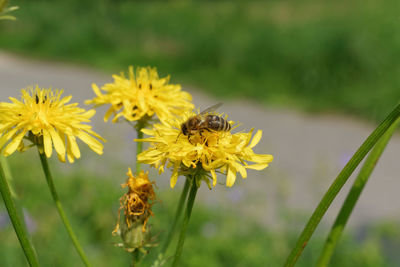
[[210, 169, 217, 187], [66, 147, 75, 163], [77, 131, 103, 155], [249, 154, 274, 163], [67, 134, 81, 159], [236, 164, 247, 179], [3, 130, 26, 156], [91, 83, 102, 96], [226, 166, 236, 187], [48, 127, 65, 156], [246, 163, 270, 170], [104, 107, 114, 122], [170, 166, 179, 188], [57, 152, 66, 163], [249, 130, 262, 148], [85, 129, 106, 142], [59, 95, 72, 105], [43, 129, 53, 158]]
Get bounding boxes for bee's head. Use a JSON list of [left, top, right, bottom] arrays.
[[181, 123, 188, 136]]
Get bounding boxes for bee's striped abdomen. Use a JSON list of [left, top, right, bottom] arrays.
[[206, 115, 231, 132]]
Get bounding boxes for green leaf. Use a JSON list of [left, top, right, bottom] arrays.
[[284, 103, 400, 267], [316, 117, 400, 266]]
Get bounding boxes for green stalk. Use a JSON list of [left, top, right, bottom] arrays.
[[161, 178, 190, 254], [316, 118, 400, 267], [284, 103, 400, 267], [131, 251, 139, 267], [0, 160, 39, 267], [134, 119, 147, 174], [38, 151, 91, 267], [136, 129, 143, 173], [0, 155, 15, 196], [171, 179, 198, 267], [0, 155, 29, 232], [130, 119, 147, 267]]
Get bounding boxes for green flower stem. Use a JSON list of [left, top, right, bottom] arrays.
[[316, 117, 400, 267], [134, 119, 147, 174], [131, 251, 140, 267], [284, 103, 400, 267], [38, 151, 91, 267], [0, 155, 15, 196], [0, 160, 39, 267], [171, 179, 198, 267], [161, 178, 190, 254], [0, 155, 35, 249], [136, 129, 143, 173]]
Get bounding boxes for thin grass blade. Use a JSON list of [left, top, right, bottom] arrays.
[[284, 103, 400, 267]]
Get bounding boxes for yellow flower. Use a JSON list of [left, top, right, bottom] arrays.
[[0, 86, 105, 162], [114, 169, 156, 234], [137, 111, 273, 188], [0, 0, 19, 21], [86, 66, 194, 123]]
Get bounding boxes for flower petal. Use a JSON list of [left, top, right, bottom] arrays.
[[43, 129, 53, 158], [226, 166, 236, 187], [3, 130, 26, 156], [249, 130, 262, 148], [210, 169, 217, 187], [170, 164, 179, 188], [48, 126, 65, 157]]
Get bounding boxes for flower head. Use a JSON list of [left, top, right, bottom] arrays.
[[86, 66, 194, 123], [0, 86, 105, 162], [0, 0, 19, 21], [117, 169, 156, 230], [113, 169, 156, 252], [137, 110, 273, 188]]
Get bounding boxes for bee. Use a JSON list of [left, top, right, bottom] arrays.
[[180, 103, 231, 139]]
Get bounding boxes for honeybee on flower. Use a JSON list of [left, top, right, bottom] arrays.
[[137, 106, 273, 188], [179, 103, 231, 141]]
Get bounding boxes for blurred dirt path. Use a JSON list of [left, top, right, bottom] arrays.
[[1, 52, 400, 230]]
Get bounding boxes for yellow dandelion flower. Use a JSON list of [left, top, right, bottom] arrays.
[[0, 86, 105, 162], [86, 66, 194, 123], [114, 169, 156, 234], [137, 110, 273, 188]]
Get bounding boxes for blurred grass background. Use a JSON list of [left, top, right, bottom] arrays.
[[1, 153, 400, 266], [0, 0, 399, 121], [1, 0, 400, 266]]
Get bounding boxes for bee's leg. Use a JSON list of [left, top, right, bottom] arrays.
[[200, 128, 212, 137], [188, 134, 194, 145]]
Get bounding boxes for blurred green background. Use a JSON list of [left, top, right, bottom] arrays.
[[1, 0, 400, 121], [2, 152, 400, 267], [1, 0, 400, 266]]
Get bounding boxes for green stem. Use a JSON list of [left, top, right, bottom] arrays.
[[136, 129, 143, 173], [284, 103, 400, 267], [171, 179, 198, 267], [131, 250, 139, 267], [316, 117, 400, 267], [0, 155, 15, 196], [134, 118, 147, 174], [38, 151, 91, 267], [0, 161, 39, 267], [0, 155, 29, 232], [161, 178, 190, 254]]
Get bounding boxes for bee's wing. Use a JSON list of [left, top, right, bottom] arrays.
[[200, 103, 223, 115]]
